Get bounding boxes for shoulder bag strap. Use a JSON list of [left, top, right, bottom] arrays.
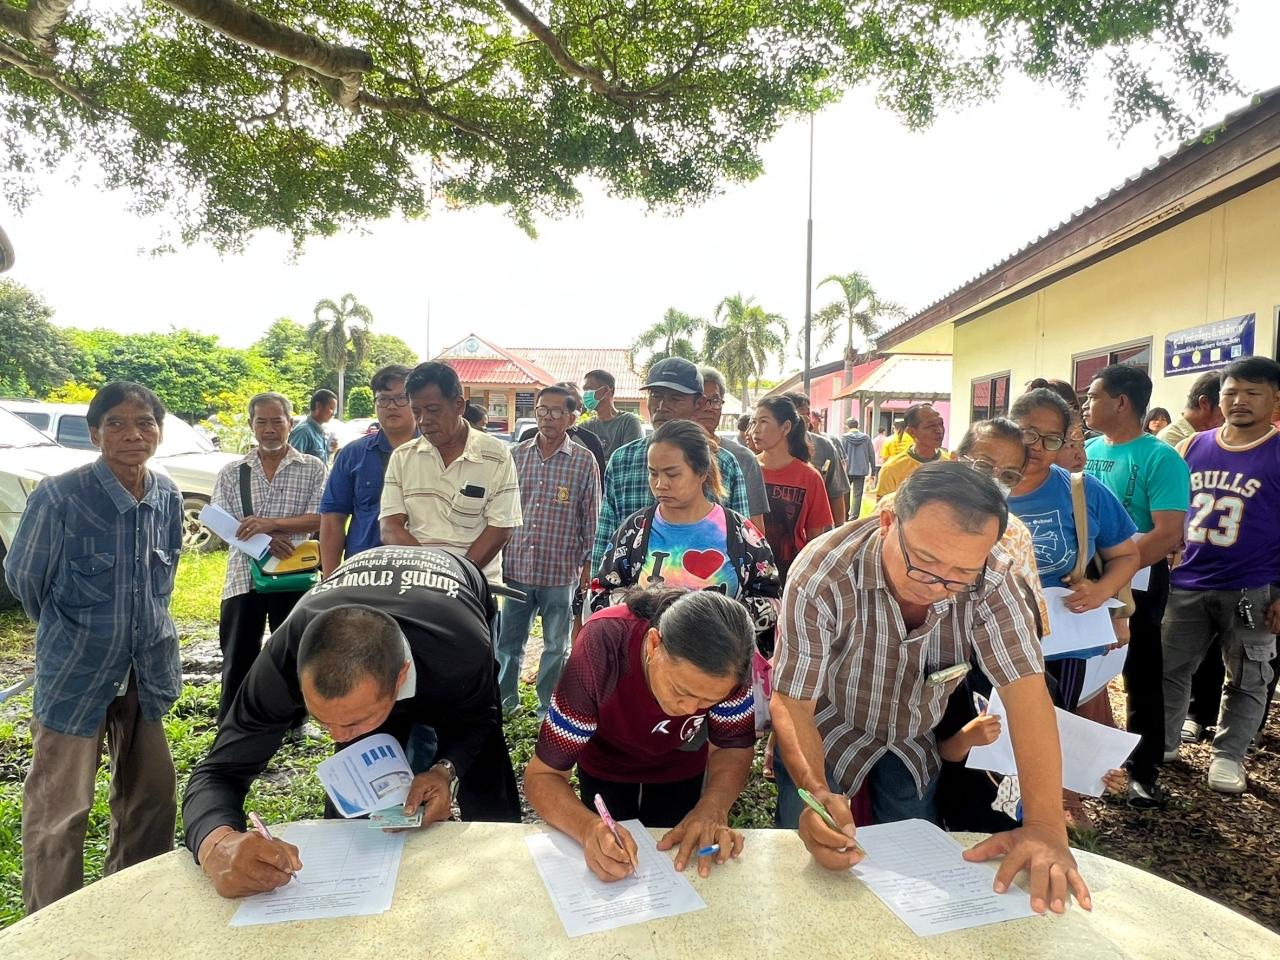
[[1068, 472, 1089, 585], [239, 461, 254, 518]]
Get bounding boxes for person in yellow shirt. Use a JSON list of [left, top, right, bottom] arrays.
[[874, 403, 950, 498], [879, 418, 911, 462]]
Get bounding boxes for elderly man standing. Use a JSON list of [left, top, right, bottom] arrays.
[[319, 365, 418, 577], [696, 365, 768, 531], [213, 391, 325, 722], [771, 463, 1088, 916], [289, 388, 338, 466], [591, 358, 750, 572], [5, 382, 183, 913], [497, 384, 600, 717], [873, 402, 950, 498], [380, 362, 522, 586]]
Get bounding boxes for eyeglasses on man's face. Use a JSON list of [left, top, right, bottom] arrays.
[[702, 393, 725, 408], [895, 521, 984, 594], [535, 405, 569, 420], [1020, 427, 1065, 452], [375, 393, 410, 409], [957, 455, 1024, 488]]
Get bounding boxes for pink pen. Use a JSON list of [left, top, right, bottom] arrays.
[[248, 812, 297, 878], [593, 794, 637, 872]]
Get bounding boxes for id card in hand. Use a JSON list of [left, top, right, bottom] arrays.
[[368, 806, 423, 829]]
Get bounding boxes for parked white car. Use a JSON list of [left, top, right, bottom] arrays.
[[0, 400, 240, 552], [0, 408, 101, 607]]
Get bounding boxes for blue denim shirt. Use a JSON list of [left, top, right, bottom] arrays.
[[3, 459, 184, 736], [319, 429, 417, 560]]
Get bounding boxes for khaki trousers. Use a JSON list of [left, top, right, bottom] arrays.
[[21, 675, 176, 913]]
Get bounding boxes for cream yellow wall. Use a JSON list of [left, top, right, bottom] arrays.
[[950, 177, 1280, 438]]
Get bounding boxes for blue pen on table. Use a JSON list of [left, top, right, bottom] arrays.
[[593, 794, 638, 872], [696, 843, 721, 858], [248, 812, 297, 878]]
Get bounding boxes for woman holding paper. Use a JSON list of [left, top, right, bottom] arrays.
[[524, 589, 756, 883], [1007, 389, 1140, 711]]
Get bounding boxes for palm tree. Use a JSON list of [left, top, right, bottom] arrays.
[[628, 308, 704, 379], [812, 272, 905, 422], [705, 294, 788, 408], [309, 293, 374, 413]]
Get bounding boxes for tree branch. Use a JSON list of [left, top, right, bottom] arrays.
[[158, 0, 371, 110], [0, 5, 28, 41], [497, 0, 636, 106], [23, 0, 75, 53], [304, 69, 500, 144], [0, 38, 96, 111]]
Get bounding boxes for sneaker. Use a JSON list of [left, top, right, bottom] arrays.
[[1181, 719, 1203, 743], [1207, 757, 1248, 794], [285, 721, 323, 743], [1126, 780, 1165, 809]]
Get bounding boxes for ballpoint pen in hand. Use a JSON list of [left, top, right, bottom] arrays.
[[593, 793, 638, 872]]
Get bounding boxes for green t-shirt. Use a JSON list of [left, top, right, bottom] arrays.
[[1084, 432, 1190, 532]]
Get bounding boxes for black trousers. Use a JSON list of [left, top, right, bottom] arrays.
[[848, 475, 867, 519], [576, 768, 704, 829], [1124, 560, 1168, 784], [217, 591, 306, 722]]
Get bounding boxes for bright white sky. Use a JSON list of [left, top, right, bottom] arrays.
[[5, 2, 1279, 377]]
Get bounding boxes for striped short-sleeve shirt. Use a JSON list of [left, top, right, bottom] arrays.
[[773, 517, 1044, 798]]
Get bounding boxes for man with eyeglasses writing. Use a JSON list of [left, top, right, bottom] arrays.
[[319, 365, 420, 577], [771, 462, 1090, 916], [497, 385, 601, 717]]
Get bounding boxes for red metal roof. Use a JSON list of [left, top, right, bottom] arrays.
[[445, 358, 545, 385], [509, 347, 642, 400]]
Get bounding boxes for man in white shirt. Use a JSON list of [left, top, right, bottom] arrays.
[[380, 362, 523, 583]]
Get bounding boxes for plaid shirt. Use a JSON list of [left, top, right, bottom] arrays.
[[3, 459, 183, 737], [212, 446, 326, 600], [773, 517, 1044, 797], [591, 436, 750, 570], [506, 434, 600, 586]]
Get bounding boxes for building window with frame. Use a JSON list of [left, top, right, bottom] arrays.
[[1072, 340, 1151, 406], [970, 372, 1011, 423]]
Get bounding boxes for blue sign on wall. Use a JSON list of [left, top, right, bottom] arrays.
[[1164, 314, 1255, 377]]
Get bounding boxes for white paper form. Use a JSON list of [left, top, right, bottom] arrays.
[[1040, 587, 1124, 657], [198, 503, 271, 560], [1079, 645, 1129, 704], [230, 820, 406, 927], [966, 691, 1141, 796], [316, 733, 414, 817], [525, 819, 705, 937], [852, 819, 1037, 937]]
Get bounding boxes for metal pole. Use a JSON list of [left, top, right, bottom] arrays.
[[803, 114, 814, 394]]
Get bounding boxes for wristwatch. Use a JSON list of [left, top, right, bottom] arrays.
[[431, 758, 459, 798]]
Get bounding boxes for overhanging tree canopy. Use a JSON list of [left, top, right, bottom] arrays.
[[0, 0, 1236, 250]]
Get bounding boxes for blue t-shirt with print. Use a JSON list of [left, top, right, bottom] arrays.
[[1008, 464, 1137, 590], [1083, 433, 1191, 532]]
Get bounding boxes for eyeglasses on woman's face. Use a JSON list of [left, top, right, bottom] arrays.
[[957, 455, 1024, 488], [1020, 427, 1065, 452]]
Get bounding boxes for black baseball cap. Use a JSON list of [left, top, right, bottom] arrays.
[[643, 357, 703, 395]]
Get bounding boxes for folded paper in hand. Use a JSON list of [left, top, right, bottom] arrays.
[[317, 733, 413, 818]]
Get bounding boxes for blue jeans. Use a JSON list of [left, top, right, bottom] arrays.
[[774, 746, 940, 827], [496, 579, 574, 715]]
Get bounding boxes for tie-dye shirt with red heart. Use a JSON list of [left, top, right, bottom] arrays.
[[637, 504, 736, 592]]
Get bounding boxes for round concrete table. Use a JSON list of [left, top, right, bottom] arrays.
[[3, 822, 1276, 959]]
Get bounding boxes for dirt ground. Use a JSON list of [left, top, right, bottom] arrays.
[[1078, 685, 1280, 932]]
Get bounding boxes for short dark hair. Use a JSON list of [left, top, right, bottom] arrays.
[[536, 384, 578, 413], [463, 403, 486, 426], [1010, 387, 1073, 435], [1024, 377, 1081, 414], [649, 419, 724, 501], [1094, 363, 1152, 419], [87, 381, 166, 429], [1184, 371, 1222, 410], [584, 369, 616, 390], [756, 396, 809, 462], [626, 589, 753, 685], [1221, 356, 1280, 390], [1146, 407, 1171, 424], [904, 402, 935, 428], [406, 361, 463, 401], [783, 390, 810, 410], [297, 605, 407, 700], [736, 414, 751, 431], [895, 461, 1009, 538], [370, 364, 412, 394], [956, 417, 1026, 463], [310, 388, 337, 412]]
